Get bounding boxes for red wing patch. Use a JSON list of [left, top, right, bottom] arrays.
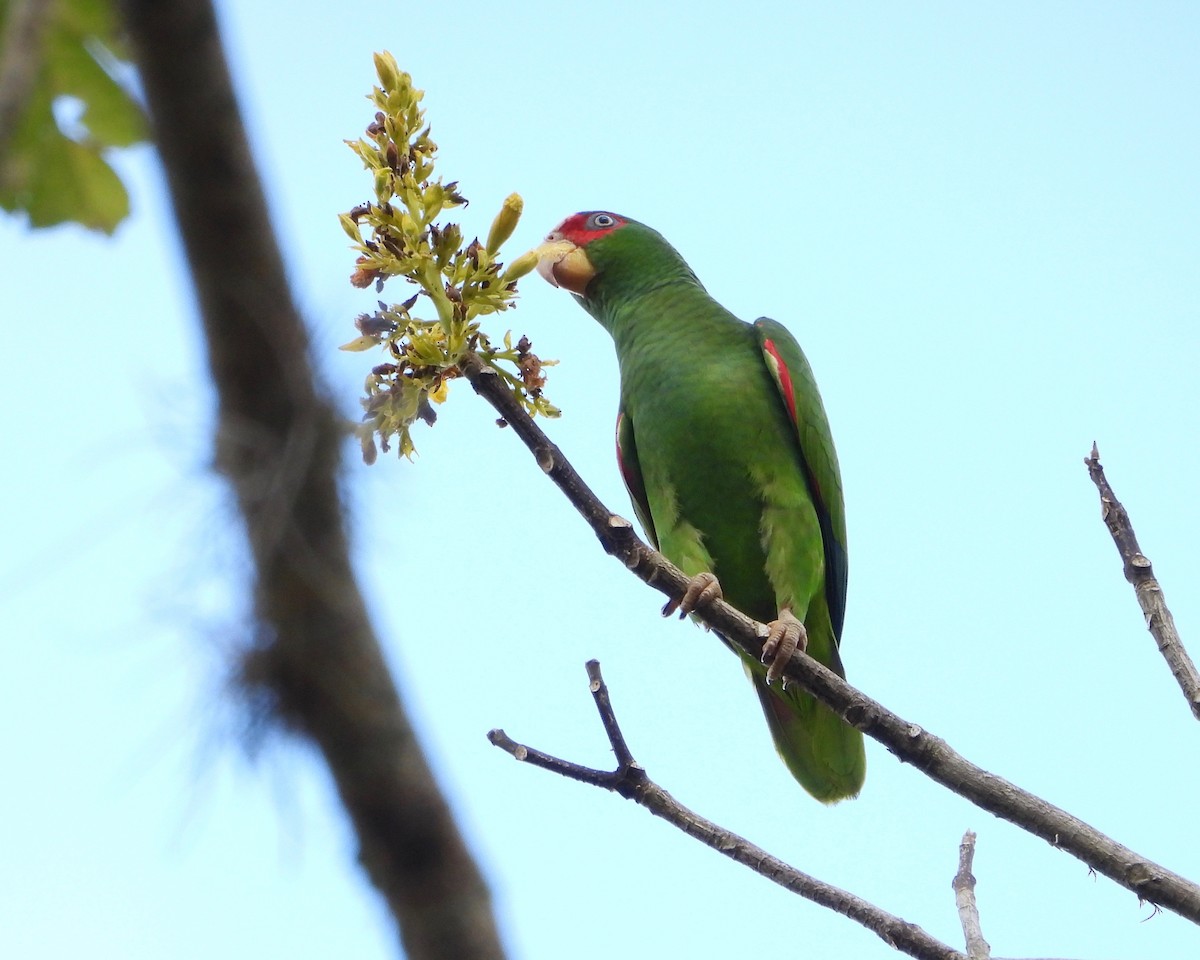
[[762, 338, 799, 428]]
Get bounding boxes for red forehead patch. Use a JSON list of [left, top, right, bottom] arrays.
[[553, 211, 627, 247]]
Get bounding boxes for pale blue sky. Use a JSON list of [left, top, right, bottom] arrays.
[[2, 2, 1198, 957]]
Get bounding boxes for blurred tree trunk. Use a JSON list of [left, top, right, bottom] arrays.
[[117, 3, 507, 958]]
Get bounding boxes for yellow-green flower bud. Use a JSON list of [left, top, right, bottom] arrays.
[[502, 249, 539, 283], [373, 167, 393, 202], [338, 212, 362, 242], [422, 183, 445, 220], [373, 52, 402, 95], [486, 193, 523, 253]]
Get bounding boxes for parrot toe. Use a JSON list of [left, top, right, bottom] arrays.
[[662, 571, 722, 619], [763, 609, 807, 686]]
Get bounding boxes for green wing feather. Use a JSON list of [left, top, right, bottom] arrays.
[[750, 317, 865, 802], [753, 317, 848, 642], [616, 409, 658, 548]]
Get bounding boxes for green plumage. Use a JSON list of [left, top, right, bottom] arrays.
[[553, 213, 865, 802]]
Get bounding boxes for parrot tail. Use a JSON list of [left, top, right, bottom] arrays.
[[748, 667, 866, 803]]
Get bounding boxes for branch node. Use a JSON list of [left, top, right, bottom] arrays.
[[842, 698, 871, 728]]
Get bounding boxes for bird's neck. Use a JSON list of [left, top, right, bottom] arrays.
[[588, 278, 729, 355], [588, 282, 750, 411]]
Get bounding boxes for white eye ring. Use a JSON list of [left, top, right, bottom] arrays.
[[592, 213, 615, 228]]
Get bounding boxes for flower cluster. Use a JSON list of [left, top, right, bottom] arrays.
[[340, 52, 557, 461]]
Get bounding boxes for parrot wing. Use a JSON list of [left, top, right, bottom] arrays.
[[616, 409, 658, 549], [753, 317, 849, 643]]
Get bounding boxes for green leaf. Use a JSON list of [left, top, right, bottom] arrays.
[[39, 138, 128, 232], [46, 27, 144, 147], [0, 0, 145, 232]]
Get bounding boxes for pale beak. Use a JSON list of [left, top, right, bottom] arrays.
[[534, 233, 596, 294]]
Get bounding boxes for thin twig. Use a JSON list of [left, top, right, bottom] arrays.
[[954, 831, 990, 959], [586, 659, 636, 768], [1084, 443, 1200, 721], [461, 352, 1200, 926], [490, 661, 968, 960]]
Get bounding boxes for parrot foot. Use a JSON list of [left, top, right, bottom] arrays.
[[662, 572, 722, 619], [762, 609, 807, 686]]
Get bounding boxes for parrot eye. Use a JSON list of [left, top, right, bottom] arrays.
[[590, 213, 616, 229]]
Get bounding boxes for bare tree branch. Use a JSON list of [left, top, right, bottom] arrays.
[[0, 0, 53, 169], [491, 661, 969, 960], [954, 831, 990, 959], [117, 3, 507, 958], [1084, 444, 1200, 721], [493, 663, 1094, 960], [461, 352, 1200, 926]]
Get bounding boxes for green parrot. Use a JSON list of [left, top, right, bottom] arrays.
[[535, 211, 865, 802]]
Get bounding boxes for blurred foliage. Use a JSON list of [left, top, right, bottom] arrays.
[[341, 51, 557, 461], [0, 0, 145, 233]]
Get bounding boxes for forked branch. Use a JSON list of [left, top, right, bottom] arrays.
[[489, 661, 966, 960], [492, 663, 1094, 960]]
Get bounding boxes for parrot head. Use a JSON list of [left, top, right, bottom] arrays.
[[535, 212, 699, 303], [535, 211, 628, 294]]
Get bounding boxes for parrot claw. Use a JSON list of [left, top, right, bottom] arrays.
[[762, 609, 806, 685], [662, 571, 722, 619]]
